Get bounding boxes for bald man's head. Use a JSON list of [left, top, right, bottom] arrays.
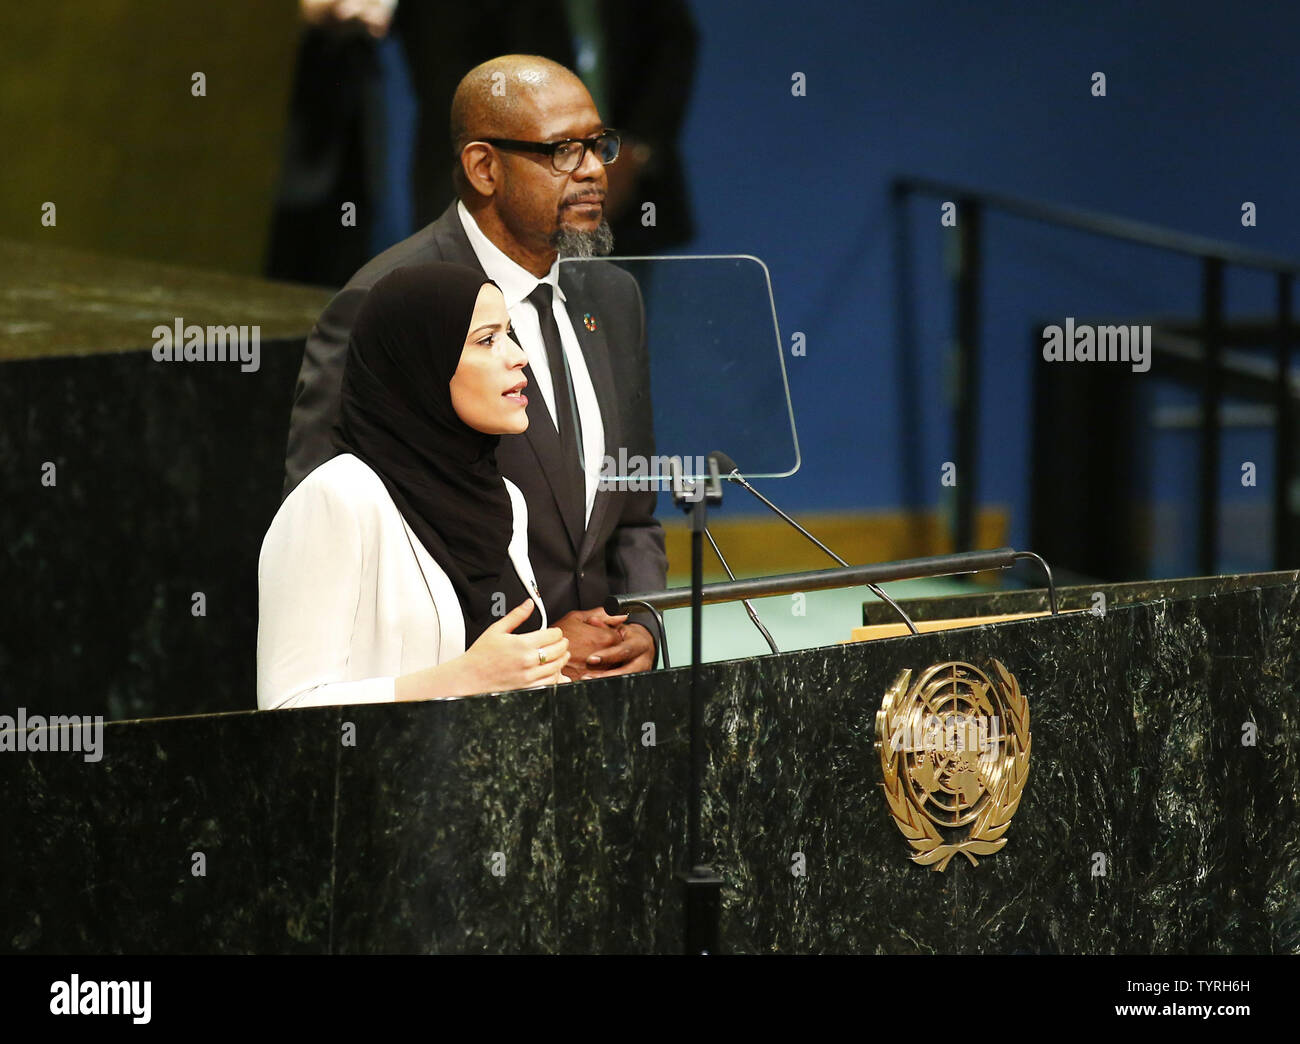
[[450, 55, 589, 157], [449, 55, 612, 276]]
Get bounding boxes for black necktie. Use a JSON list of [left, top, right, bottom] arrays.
[[527, 283, 586, 484]]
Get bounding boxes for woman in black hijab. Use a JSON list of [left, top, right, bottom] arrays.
[[257, 261, 569, 709]]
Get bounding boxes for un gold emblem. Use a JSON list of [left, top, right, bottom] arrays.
[[875, 660, 1030, 871]]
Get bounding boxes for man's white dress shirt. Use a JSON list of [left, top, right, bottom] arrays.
[[457, 200, 605, 524]]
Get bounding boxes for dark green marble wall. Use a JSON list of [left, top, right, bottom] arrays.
[[0, 342, 305, 722], [1, 6, 300, 275], [1, 575, 1296, 953], [0, 242, 330, 722]]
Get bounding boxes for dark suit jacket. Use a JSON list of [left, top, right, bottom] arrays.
[[283, 201, 668, 644]]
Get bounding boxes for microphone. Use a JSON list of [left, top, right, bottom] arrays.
[[707, 451, 919, 636]]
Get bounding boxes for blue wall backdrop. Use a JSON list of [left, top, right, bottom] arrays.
[[673, 0, 1300, 573]]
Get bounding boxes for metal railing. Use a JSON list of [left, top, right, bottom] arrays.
[[893, 175, 1300, 572]]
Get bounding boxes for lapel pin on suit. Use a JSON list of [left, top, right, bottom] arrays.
[[582, 312, 598, 332]]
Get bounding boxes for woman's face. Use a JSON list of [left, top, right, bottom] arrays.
[[449, 284, 530, 435]]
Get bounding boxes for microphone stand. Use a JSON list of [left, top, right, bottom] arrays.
[[669, 456, 724, 955], [716, 461, 920, 636], [705, 528, 779, 654]]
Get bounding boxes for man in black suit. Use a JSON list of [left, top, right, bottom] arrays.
[[283, 54, 665, 678]]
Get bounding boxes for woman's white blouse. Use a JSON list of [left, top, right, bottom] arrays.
[[256, 453, 545, 710]]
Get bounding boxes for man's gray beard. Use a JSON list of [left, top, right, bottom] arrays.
[[552, 220, 614, 258]]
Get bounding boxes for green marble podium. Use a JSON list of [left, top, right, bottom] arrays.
[[0, 238, 331, 722], [2, 570, 1296, 954]]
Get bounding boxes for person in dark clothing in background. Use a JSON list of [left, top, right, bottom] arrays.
[[396, 0, 697, 254], [267, 0, 696, 287], [266, 1, 399, 287]]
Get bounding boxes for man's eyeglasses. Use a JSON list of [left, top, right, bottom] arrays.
[[479, 130, 621, 173]]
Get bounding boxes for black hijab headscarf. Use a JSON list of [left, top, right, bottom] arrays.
[[332, 261, 533, 643]]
